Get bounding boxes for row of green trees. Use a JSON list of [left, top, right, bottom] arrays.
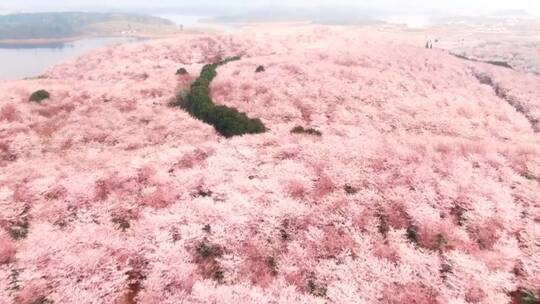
[[175, 57, 266, 138]]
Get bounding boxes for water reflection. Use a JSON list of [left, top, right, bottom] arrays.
[[0, 37, 145, 80]]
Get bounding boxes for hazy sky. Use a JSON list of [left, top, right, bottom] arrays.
[[1, 0, 540, 15]]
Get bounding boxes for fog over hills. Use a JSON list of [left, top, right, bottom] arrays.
[[0, 12, 178, 40], [2, 0, 540, 16]]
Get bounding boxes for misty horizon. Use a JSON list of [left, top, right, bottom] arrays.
[[1, 1, 540, 18]]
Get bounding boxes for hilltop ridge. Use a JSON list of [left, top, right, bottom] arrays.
[[0, 12, 179, 43]]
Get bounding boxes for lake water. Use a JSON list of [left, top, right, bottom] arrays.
[[0, 14, 219, 81], [0, 37, 146, 80], [379, 14, 433, 28], [154, 14, 207, 27]]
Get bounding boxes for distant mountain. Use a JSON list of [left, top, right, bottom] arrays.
[[436, 11, 538, 25], [204, 6, 385, 26], [0, 12, 178, 40], [491, 9, 530, 17]]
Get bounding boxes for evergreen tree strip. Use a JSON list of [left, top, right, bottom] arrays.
[[176, 57, 266, 138]]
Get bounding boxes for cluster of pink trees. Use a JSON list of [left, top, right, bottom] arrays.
[[0, 25, 539, 303]]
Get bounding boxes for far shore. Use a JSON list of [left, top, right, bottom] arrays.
[[0, 37, 81, 46], [0, 26, 235, 47], [0, 34, 176, 47]]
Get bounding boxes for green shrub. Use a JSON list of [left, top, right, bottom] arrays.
[[291, 126, 304, 133], [173, 56, 266, 138], [8, 220, 29, 240], [176, 67, 188, 75], [440, 263, 452, 280], [451, 205, 467, 226], [307, 280, 327, 298], [30, 297, 54, 304], [197, 242, 222, 259], [344, 184, 358, 195], [406, 225, 420, 246], [522, 170, 536, 181], [511, 289, 540, 304], [436, 233, 447, 251], [377, 213, 390, 238], [267, 256, 278, 275], [209, 106, 265, 138], [202, 224, 211, 233], [220, 55, 242, 64], [111, 216, 130, 232], [520, 289, 540, 304], [213, 269, 225, 282], [194, 189, 213, 198], [486, 61, 513, 69], [291, 126, 322, 137], [29, 90, 50, 103], [280, 228, 290, 241]]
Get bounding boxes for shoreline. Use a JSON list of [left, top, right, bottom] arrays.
[[0, 27, 233, 47], [0, 37, 82, 46], [0, 34, 176, 47]]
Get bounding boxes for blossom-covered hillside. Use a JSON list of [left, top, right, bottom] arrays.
[[0, 25, 539, 304], [430, 19, 540, 76]]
